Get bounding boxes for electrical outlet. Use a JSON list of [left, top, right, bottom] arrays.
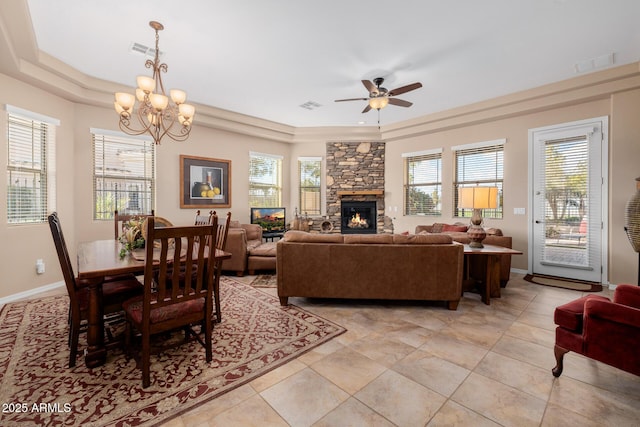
[[36, 259, 45, 274]]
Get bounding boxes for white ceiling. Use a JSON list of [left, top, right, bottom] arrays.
[[24, 0, 640, 128]]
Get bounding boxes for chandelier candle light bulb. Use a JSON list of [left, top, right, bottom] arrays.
[[113, 20, 194, 144]]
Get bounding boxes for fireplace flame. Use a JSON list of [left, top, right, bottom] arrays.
[[349, 212, 369, 228]]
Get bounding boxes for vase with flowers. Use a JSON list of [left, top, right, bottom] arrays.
[[119, 217, 146, 258]]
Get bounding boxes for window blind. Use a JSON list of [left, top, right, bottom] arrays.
[[298, 157, 321, 215], [249, 152, 282, 207], [403, 150, 442, 216], [540, 135, 593, 268], [92, 130, 155, 220], [454, 142, 504, 218], [6, 111, 57, 224]]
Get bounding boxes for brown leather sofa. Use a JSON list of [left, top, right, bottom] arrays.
[[415, 223, 513, 290], [220, 222, 263, 275], [276, 231, 464, 310]]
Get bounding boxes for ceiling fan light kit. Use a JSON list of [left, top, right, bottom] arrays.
[[114, 21, 195, 145], [335, 77, 422, 114]]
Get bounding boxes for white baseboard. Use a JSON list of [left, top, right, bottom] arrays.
[[0, 281, 65, 306], [510, 268, 528, 276]]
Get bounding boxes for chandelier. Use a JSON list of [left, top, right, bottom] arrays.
[[114, 21, 195, 144]]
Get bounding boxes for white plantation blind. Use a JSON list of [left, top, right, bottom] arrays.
[[540, 135, 594, 268], [6, 107, 58, 224], [92, 129, 155, 220], [298, 157, 321, 215], [403, 149, 442, 215], [249, 152, 282, 207], [453, 140, 504, 218]]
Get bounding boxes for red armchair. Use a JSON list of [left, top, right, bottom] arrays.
[[552, 284, 640, 377]]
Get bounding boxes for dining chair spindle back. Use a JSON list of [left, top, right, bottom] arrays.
[[211, 211, 232, 322], [114, 209, 155, 240], [123, 215, 218, 388], [48, 212, 143, 367]]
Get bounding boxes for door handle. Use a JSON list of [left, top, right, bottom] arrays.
[[535, 220, 542, 224]]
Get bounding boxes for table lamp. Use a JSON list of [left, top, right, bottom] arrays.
[[458, 186, 498, 248]]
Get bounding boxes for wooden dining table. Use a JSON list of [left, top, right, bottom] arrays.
[[76, 239, 231, 368]]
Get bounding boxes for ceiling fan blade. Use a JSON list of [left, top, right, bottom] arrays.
[[388, 98, 412, 107], [335, 97, 368, 102], [361, 104, 372, 113], [362, 80, 379, 95], [388, 82, 422, 97]]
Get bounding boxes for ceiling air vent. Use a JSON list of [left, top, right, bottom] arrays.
[[300, 101, 322, 110], [129, 43, 162, 59]]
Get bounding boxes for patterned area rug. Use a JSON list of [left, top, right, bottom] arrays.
[[0, 277, 345, 426], [250, 274, 277, 288], [524, 273, 603, 292]]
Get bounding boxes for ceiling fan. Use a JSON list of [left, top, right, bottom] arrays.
[[335, 77, 423, 113]]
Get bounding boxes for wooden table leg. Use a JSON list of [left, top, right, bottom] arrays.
[[482, 255, 501, 305], [85, 281, 106, 368]]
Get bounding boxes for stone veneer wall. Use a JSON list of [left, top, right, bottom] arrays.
[[307, 141, 393, 234]]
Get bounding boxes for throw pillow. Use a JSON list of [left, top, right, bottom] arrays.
[[486, 228, 503, 236], [442, 224, 468, 232], [431, 223, 445, 233]]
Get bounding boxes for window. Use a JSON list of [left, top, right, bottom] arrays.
[[453, 139, 504, 219], [403, 149, 442, 215], [298, 157, 321, 215], [92, 129, 155, 220], [6, 106, 58, 224], [249, 152, 282, 207]]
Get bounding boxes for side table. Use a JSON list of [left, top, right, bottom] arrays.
[[263, 231, 284, 242]]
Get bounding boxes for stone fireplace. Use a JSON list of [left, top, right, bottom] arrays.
[[318, 141, 392, 234]]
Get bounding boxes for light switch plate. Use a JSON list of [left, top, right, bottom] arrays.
[[513, 207, 526, 215]]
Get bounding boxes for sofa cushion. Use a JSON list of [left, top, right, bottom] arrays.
[[283, 230, 344, 243], [242, 224, 263, 240], [229, 220, 242, 229], [249, 241, 277, 257], [554, 295, 610, 332], [343, 234, 394, 244], [442, 224, 468, 232], [246, 239, 263, 251], [392, 233, 453, 244]]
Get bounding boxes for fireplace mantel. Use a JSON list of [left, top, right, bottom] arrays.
[[337, 190, 384, 196]]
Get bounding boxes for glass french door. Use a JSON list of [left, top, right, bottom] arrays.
[[530, 118, 607, 282]]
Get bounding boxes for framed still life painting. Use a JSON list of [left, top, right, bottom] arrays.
[[180, 155, 231, 208]]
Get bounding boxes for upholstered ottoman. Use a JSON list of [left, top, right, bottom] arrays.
[[247, 241, 277, 274]]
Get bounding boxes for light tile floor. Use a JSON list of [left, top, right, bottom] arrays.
[[166, 274, 640, 427], [18, 274, 640, 426]]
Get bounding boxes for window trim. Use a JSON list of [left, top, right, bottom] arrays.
[[298, 156, 322, 216], [249, 151, 283, 208], [91, 128, 155, 220], [6, 105, 58, 224], [452, 139, 505, 219], [403, 148, 443, 216]]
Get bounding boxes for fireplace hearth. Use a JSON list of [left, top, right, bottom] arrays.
[[341, 201, 377, 234]]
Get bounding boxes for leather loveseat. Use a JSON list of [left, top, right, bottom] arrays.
[[415, 223, 513, 290], [220, 222, 263, 275], [276, 231, 464, 310]]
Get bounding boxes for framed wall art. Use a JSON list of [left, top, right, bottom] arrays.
[[180, 155, 231, 208]]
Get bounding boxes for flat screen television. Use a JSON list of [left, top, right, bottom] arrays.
[[250, 207, 286, 233]]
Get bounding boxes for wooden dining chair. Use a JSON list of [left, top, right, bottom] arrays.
[[194, 209, 213, 226], [123, 215, 218, 388], [48, 212, 143, 367], [211, 211, 232, 323], [114, 209, 155, 239]]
